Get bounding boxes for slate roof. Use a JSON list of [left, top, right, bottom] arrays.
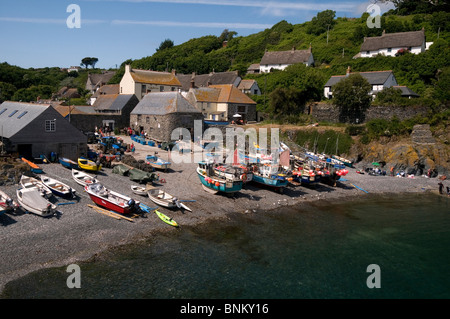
[[260, 48, 312, 65], [238, 79, 256, 90], [393, 86, 420, 97], [0, 102, 49, 138], [360, 30, 425, 52], [177, 71, 240, 91], [92, 84, 120, 98], [324, 70, 395, 87], [130, 69, 181, 87], [54, 105, 96, 117], [93, 94, 138, 111], [131, 92, 201, 115], [86, 72, 116, 90]]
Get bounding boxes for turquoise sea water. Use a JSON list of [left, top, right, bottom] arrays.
[[1, 193, 449, 300]]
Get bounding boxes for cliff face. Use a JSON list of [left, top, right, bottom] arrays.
[[351, 125, 450, 175]]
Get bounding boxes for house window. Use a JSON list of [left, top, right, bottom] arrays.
[[160, 86, 164, 92], [141, 84, 146, 93], [171, 87, 176, 91], [366, 51, 370, 54], [8, 110, 18, 117], [45, 120, 56, 132], [146, 116, 150, 124], [0, 108, 7, 116], [17, 111, 28, 119], [388, 48, 392, 52], [137, 115, 142, 121]]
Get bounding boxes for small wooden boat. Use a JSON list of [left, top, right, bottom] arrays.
[[155, 210, 179, 227], [78, 158, 102, 172], [0, 189, 19, 213], [16, 188, 57, 217], [131, 185, 149, 196], [20, 175, 52, 198], [40, 175, 76, 198], [21, 157, 43, 174], [145, 154, 171, 171], [72, 169, 98, 186], [85, 183, 139, 215], [147, 188, 192, 212], [59, 157, 79, 169]]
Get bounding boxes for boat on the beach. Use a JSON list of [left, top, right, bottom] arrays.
[[78, 158, 102, 172], [197, 161, 243, 194], [85, 183, 139, 215], [145, 154, 171, 171], [147, 188, 192, 212], [214, 163, 253, 183], [21, 157, 43, 174], [40, 175, 76, 198], [332, 155, 354, 168], [20, 175, 52, 198], [155, 210, 179, 227], [0, 189, 19, 214], [250, 163, 289, 192], [72, 169, 98, 186], [59, 157, 79, 169], [131, 185, 149, 196], [16, 188, 57, 217]]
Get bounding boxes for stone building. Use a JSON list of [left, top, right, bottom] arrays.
[[130, 92, 203, 142]]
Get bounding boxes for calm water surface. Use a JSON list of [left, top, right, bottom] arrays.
[[2, 193, 449, 299]]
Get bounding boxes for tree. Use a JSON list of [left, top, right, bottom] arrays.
[[156, 39, 174, 52], [333, 73, 372, 123], [306, 10, 336, 35], [80, 57, 99, 69]]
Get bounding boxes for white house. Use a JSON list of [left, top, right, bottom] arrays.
[[324, 67, 398, 99], [259, 47, 314, 73], [119, 65, 182, 100], [359, 29, 429, 58]]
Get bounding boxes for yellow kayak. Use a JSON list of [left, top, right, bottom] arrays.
[[155, 210, 179, 227], [78, 158, 102, 172]]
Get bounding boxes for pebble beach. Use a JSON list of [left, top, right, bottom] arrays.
[[0, 135, 447, 294]]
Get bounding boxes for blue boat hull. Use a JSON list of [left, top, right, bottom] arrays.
[[59, 158, 78, 169], [198, 173, 243, 193], [252, 174, 288, 188]]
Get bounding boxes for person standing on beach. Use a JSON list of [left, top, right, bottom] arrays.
[[438, 182, 444, 194]]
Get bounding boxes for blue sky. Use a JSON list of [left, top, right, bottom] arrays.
[[0, 0, 394, 69]]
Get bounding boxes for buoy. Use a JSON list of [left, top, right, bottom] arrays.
[[215, 182, 220, 187]]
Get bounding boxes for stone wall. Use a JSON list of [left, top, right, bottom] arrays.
[[131, 113, 204, 142], [307, 102, 429, 123]]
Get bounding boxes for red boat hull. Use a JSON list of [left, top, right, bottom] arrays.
[[86, 191, 132, 215]]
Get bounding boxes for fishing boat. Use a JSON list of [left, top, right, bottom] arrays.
[[197, 161, 243, 194], [72, 169, 98, 186], [145, 154, 171, 171], [251, 163, 289, 192], [19, 175, 52, 198], [148, 188, 192, 212], [213, 163, 253, 183], [85, 183, 140, 215], [155, 210, 179, 227], [16, 188, 57, 217], [78, 158, 102, 172], [0, 190, 19, 213], [59, 157, 79, 169], [40, 175, 76, 198], [332, 155, 354, 168], [21, 157, 43, 174]]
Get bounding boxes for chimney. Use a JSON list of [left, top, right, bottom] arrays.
[[292, 46, 295, 52], [346, 66, 351, 77], [190, 72, 196, 89], [382, 29, 386, 36], [171, 69, 176, 75], [125, 64, 131, 73]]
